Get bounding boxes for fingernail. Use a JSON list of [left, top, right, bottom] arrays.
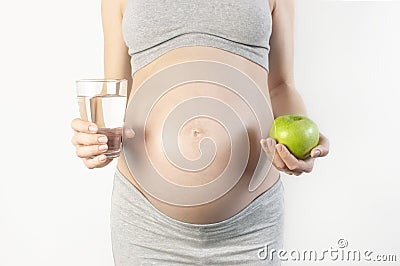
[[260, 139, 265, 147], [127, 128, 136, 138], [99, 144, 108, 151], [98, 136, 108, 143], [277, 144, 283, 152], [313, 149, 321, 157], [89, 125, 97, 132], [267, 138, 272, 147], [99, 154, 107, 162]]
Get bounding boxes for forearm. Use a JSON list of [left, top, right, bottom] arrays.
[[269, 83, 307, 118]]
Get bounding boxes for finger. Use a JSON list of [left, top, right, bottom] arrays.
[[277, 144, 315, 173], [72, 132, 108, 146], [71, 118, 98, 133], [266, 138, 277, 154], [75, 144, 108, 158], [262, 139, 304, 175], [276, 144, 304, 171], [271, 144, 288, 170], [311, 133, 330, 158], [260, 139, 273, 162], [300, 156, 315, 173], [260, 138, 286, 171], [266, 138, 288, 170], [82, 154, 112, 169], [266, 138, 279, 159]]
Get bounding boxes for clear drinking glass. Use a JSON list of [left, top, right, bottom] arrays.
[[76, 79, 128, 159]]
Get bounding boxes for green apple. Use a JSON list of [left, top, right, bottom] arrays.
[[269, 115, 319, 159]]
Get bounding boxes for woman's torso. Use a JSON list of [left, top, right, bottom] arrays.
[[117, 0, 279, 225]]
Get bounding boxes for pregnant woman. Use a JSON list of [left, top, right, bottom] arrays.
[[71, 0, 329, 265]]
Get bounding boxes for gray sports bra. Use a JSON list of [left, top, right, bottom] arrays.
[[122, 0, 272, 76]]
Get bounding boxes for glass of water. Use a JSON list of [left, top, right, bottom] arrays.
[[76, 79, 128, 159]]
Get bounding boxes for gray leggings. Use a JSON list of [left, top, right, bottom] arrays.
[[110, 170, 284, 265]]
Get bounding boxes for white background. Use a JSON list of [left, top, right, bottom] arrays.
[[0, 0, 399, 265]]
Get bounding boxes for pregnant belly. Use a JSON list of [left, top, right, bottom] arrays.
[[117, 46, 280, 224]]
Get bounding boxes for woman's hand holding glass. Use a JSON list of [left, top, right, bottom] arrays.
[[71, 118, 113, 169], [71, 118, 136, 169]]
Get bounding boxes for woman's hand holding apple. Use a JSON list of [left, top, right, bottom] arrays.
[[260, 133, 329, 176], [260, 114, 330, 176]]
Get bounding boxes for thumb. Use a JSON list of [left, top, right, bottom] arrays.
[[123, 127, 136, 139], [311, 135, 329, 158]]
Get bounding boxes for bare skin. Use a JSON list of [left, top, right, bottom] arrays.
[[71, 0, 330, 223]]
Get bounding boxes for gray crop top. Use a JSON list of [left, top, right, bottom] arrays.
[[122, 0, 272, 76]]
